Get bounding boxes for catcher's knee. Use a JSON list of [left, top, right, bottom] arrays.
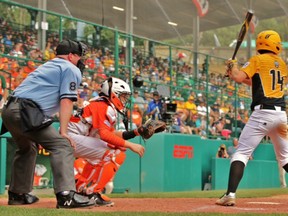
[[85, 150, 125, 194], [114, 150, 126, 166], [103, 149, 126, 168]]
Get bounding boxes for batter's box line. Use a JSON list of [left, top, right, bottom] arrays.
[[247, 201, 281, 205]]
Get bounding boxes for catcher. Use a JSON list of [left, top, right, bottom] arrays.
[[67, 77, 165, 207]]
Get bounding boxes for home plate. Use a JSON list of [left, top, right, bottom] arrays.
[[248, 202, 280, 205]]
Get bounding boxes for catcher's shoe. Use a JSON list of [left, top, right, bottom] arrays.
[[215, 193, 236, 206], [56, 191, 95, 209], [76, 182, 87, 194], [8, 191, 39, 205], [89, 193, 114, 207]]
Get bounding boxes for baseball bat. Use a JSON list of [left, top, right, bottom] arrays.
[[231, 10, 254, 60], [225, 10, 253, 77]]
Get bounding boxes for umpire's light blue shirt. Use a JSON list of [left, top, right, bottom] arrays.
[[13, 58, 81, 116]]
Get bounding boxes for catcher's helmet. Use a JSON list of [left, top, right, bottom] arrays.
[[56, 39, 88, 57], [256, 30, 282, 55], [101, 77, 131, 114]]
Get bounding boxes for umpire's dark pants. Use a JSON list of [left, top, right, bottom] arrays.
[[2, 99, 75, 194]]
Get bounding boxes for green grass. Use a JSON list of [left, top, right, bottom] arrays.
[[1, 208, 287, 216], [1, 188, 288, 216]]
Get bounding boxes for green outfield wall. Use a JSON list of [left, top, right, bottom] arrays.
[[0, 128, 285, 194], [212, 158, 279, 190]]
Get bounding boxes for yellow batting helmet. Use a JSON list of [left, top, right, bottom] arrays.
[[256, 30, 282, 55]]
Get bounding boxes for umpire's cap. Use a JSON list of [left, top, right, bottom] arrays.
[[56, 39, 88, 57]]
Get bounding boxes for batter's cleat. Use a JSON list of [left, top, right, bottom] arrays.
[[8, 191, 39, 205], [89, 193, 114, 207], [215, 193, 236, 206], [56, 191, 95, 209]]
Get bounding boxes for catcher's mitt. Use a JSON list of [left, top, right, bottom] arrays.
[[137, 119, 166, 140]]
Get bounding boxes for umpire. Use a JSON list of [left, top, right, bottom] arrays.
[[1, 40, 95, 208]]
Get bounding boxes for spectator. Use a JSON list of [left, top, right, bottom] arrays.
[[220, 101, 230, 114], [171, 112, 192, 134], [20, 61, 36, 79], [186, 114, 201, 135], [29, 47, 43, 60], [227, 138, 239, 158], [216, 144, 229, 158], [214, 117, 232, 139], [210, 102, 221, 120], [9, 61, 20, 78], [3, 34, 13, 53], [146, 90, 163, 120], [184, 95, 197, 116], [143, 88, 152, 106], [10, 42, 24, 58], [195, 92, 204, 106], [43, 41, 55, 61], [172, 90, 184, 102], [0, 66, 8, 108], [90, 80, 101, 98], [78, 83, 91, 108], [132, 89, 145, 112], [128, 104, 143, 127], [197, 99, 208, 117]]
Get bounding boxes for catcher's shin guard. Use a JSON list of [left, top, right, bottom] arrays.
[[75, 162, 98, 193], [74, 158, 87, 182], [85, 149, 126, 194]]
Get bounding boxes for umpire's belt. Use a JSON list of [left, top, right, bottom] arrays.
[[254, 104, 285, 111], [5, 96, 23, 107], [8, 96, 22, 103]]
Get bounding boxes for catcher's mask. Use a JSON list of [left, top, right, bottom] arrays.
[[100, 77, 131, 115]]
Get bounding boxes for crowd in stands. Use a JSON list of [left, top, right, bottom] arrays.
[[0, 17, 254, 140]]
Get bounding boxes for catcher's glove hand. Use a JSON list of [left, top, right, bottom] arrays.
[[137, 119, 166, 140]]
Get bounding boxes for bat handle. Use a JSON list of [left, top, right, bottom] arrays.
[[224, 62, 235, 78]]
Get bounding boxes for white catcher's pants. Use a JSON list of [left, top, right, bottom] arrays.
[[68, 132, 109, 165]]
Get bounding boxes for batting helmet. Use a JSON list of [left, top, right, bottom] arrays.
[[256, 30, 282, 55]]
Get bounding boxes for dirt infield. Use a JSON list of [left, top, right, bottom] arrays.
[[1, 195, 288, 214]]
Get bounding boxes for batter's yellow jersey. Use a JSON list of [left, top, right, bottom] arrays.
[[241, 53, 287, 110]]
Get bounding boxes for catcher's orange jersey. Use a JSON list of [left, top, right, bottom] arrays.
[[241, 53, 287, 109], [82, 99, 116, 132], [81, 98, 125, 147]]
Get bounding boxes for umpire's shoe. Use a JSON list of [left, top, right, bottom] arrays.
[[8, 190, 39, 205], [56, 190, 95, 209]]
